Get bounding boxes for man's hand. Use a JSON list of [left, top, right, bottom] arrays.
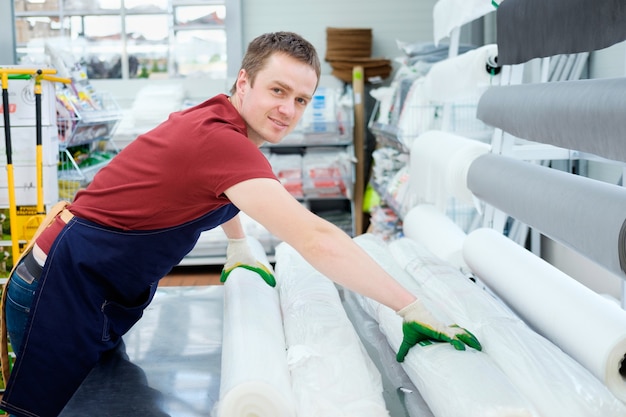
[[396, 299, 481, 362], [220, 238, 276, 287]]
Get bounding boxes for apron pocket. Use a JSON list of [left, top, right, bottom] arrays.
[[101, 283, 157, 341]]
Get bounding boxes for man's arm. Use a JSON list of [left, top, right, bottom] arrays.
[[224, 178, 417, 311], [221, 214, 246, 239], [224, 178, 481, 358]]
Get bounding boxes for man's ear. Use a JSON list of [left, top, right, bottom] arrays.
[[235, 69, 249, 94]]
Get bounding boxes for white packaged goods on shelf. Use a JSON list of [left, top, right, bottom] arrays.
[[274, 243, 390, 417], [302, 148, 352, 199], [215, 237, 297, 417], [464, 228, 626, 407], [391, 235, 626, 417], [353, 234, 540, 417]]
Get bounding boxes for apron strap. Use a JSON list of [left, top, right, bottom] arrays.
[[0, 200, 70, 393]]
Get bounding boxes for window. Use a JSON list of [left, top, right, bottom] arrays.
[[14, 0, 240, 79]]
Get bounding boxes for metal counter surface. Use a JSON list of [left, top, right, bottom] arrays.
[[60, 286, 224, 417], [58, 285, 422, 417]]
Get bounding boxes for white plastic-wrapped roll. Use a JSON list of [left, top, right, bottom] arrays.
[[422, 44, 500, 102], [274, 242, 390, 417], [409, 130, 490, 211], [215, 237, 296, 417], [353, 234, 539, 417], [464, 228, 626, 406], [433, 0, 497, 44], [390, 236, 626, 417], [402, 204, 468, 269]]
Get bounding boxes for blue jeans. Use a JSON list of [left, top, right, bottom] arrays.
[[5, 251, 41, 354]]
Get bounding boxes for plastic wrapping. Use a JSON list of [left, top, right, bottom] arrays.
[[402, 204, 468, 269], [274, 243, 390, 417], [391, 235, 626, 416], [409, 130, 490, 211], [353, 234, 539, 417], [214, 237, 296, 417], [432, 0, 497, 44], [341, 289, 435, 417], [463, 228, 626, 408]]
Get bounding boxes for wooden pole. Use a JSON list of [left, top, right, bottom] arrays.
[[352, 66, 365, 235]]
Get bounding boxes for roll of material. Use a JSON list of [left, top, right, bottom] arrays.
[[402, 204, 467, 269], [477, 78, 626, 163], [274, 243, 390, 417], [463, 228, 626, 405], [390, 236, 626, 416], [467, 153, 626, 278], [353, 234, 540, 417], [433, 0, 497, 45], [410, 130, 490, 210], [423, 44, 500, 103], [496, 0, 626, 65], [215, 238, 296, 417]]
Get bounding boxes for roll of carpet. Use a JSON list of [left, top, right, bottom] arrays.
[[274, 242, 390, 417], [402, 204, 467, 269], [353, 234, 540, 417], [496, 0, 626, 65], [409, 130, 490, 210], [467, 153, 626, 278], [215, 237, 296, 417], [390, 236, 626, 416], [477, 78, 626, 163], [463, 228, 626, 405]]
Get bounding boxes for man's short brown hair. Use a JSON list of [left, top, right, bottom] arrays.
[[230, 31, 321, 94]]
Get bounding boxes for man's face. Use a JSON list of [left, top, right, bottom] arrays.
[[235, 53, 318, 146]]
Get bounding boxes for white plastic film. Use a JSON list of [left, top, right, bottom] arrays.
[[353, 234, 539, 417], [409, 130, 490, 211], [391, 236, 626, 416], [402, 204, 468, 269], [215, 237, 296, 417], [463, 228, 626, 406], [274, 242, 390, 417]]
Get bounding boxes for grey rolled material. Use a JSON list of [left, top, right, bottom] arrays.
[[467, 153, 626, 278], [477, 78, 626, 163], [496, 0, 626, 65]]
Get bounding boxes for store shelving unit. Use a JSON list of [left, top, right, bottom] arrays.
[[57, 89, 122, 200]]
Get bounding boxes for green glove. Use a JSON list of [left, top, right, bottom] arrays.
[[220, 238, 276, 287], [396, 299, 482, 362]]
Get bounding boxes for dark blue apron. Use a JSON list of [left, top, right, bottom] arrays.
[[0, 204, 239, 417]]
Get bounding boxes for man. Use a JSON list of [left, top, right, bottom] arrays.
[[0, 31, 480, 417]]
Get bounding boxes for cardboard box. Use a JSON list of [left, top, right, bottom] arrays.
[[0, 164, 59, 207], [14, 0, 27, 13], [0, 125, 59, 166], [0, 68, 57, 127], [14, 20, 31, 44], [25, 0, 59, 12]]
